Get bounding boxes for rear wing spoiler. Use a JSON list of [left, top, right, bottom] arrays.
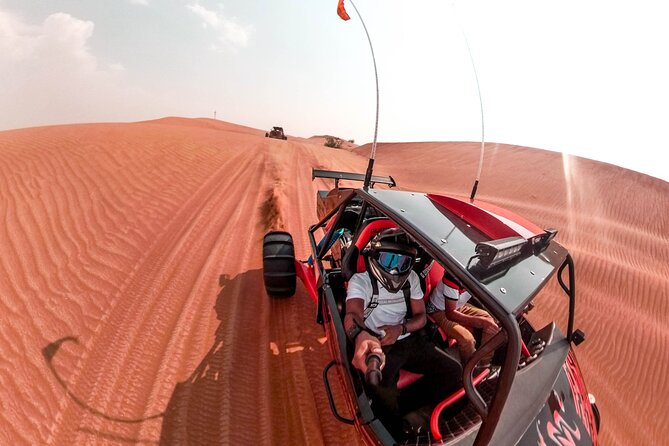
[[312, 169, 396, 188]]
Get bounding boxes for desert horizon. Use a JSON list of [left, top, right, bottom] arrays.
[[1, 117, 667, 445]]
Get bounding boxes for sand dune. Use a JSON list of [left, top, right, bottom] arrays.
[[0, 118, 667, 445]]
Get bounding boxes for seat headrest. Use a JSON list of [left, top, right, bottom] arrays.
[[324, 209, 359, 233], [342, 218, 397, 280]]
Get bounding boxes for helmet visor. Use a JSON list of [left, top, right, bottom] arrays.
[[376, 251, 414, 275]]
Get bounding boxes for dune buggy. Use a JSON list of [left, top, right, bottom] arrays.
[[262, 169, 600, 445], [265, 126, 288, 140]]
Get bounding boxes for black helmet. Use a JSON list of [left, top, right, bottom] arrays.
[[367, 228, 417, 293]]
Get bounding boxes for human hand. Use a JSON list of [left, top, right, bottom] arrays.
[[479, 317, 499, 334], [378, 324, 403, 346], [352, 332, 385, 373]]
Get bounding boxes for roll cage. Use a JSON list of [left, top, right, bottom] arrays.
[[307, 187, 580, 446]]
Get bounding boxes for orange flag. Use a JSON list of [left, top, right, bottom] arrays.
[[337, 0, 351, 21]]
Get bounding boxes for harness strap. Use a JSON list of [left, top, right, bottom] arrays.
[[402, 280, 412, 319], [419, 259, 434, 280], [363, 256, 379, 320]]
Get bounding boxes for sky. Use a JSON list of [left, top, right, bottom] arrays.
[[1, 0, 667, 181]]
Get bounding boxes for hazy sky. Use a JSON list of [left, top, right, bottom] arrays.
[[1, 1, 667, 181]]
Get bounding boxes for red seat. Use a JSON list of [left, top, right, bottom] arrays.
[[424, 261, 444, 299], [342, 218, 397, 280], [423, 262, 451, 343], [397, 370, 423, 389]]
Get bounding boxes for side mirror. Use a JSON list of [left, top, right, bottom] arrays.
[[571, 329, 586, 346]]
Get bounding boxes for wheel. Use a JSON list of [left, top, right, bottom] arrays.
[[263, 231, 296, 297], [265, 132, 269, 137]]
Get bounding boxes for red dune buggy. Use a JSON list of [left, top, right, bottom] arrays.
[[262, 169, 600, 445]]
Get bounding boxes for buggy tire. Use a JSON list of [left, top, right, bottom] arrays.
[[263, 231, 296, 298]]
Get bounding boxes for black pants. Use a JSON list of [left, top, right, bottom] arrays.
[[369, 333, 463, 437]]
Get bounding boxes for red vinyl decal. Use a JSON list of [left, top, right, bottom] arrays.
[[537, 390, 582, 446], [564, 353, 598, 442]]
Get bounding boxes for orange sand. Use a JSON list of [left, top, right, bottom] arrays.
[[0, 118, 666, 445]]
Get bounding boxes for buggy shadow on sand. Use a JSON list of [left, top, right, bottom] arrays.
[[262, 169, 600, 446]]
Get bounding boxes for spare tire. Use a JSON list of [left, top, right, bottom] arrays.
[[263, 231, 296, 297]]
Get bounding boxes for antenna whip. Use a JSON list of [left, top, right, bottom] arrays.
[[343, 0, 380, 188], [452, 4, 486, 200]]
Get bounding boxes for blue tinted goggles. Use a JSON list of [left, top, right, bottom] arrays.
[[376, 251, 413, 274]]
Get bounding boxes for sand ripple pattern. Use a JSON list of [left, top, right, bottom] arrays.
[[1, 121, 666, 446], [0, 120, 366, 446]]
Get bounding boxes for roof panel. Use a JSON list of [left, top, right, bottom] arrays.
[[364, 189, 568, 314]]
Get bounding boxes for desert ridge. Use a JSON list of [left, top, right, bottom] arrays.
[[0, 117, 667, 445]]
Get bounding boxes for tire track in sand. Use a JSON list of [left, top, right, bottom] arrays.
[[47, 149, 256, 444], [47, 135, 364, 446]]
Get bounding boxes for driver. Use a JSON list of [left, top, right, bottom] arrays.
[[343, 228, 462, 437]]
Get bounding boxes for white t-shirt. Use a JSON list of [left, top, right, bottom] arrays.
[[347, 271, 423, 340], [428, 280, 472, 312]]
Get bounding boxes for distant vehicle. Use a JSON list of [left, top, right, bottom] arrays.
[[262, 169, 600, 445], [265, 126, 287, 140]]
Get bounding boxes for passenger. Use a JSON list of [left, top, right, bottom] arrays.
[[427, 271, 499, 366], [343, 228, 462, 437]]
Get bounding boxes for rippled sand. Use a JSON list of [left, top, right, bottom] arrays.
[[1, 118, 666, 445]]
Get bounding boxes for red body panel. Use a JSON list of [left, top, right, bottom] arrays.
[[295, 261, 318, 303], [354, 219, 398, 272], [564, 351, 599, 444], [427, 194, 544, 240]]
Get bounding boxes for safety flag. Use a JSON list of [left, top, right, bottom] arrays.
[[337, 0, 351, 21]]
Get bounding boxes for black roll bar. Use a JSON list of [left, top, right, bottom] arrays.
[[557, 254, 576, 342], [323, 360, 355, 425], [463, 331, 507, 418], [310, 190, 355, 262]]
